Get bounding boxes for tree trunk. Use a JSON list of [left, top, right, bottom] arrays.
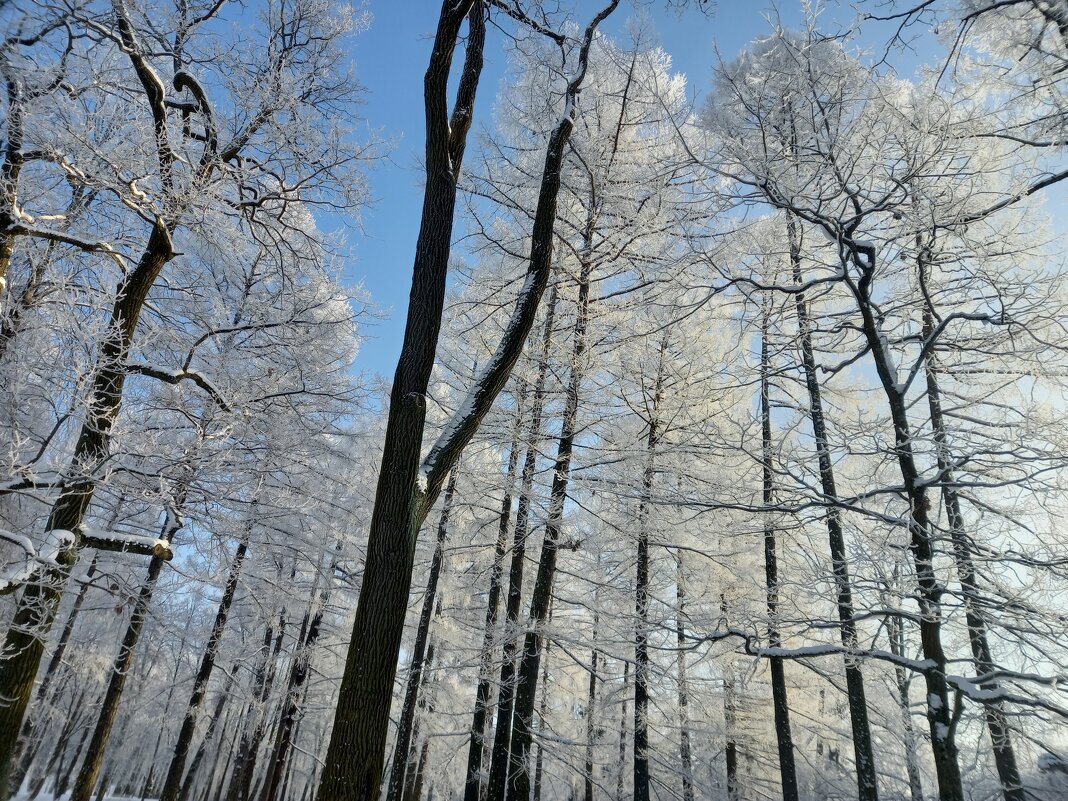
[[462, 393, 525, 801], [721, 595, 739, 801], [159, 536, 249, 801], [915, 235, 1023, 801], [0, 218, 175, 796], [633, 336, 667, 801], [72, 504, 185, 801], [507, 254, 595, 801], [844, 239, 964, 801], [886, 585, 925, 801], [321, 5, 620, 797], [485, 287, 558, 801], [386, 473, 458, 801], [531, 635, 552, 801], [180, 664, 238, 801], [786, 217, 879, 801], [226, 612, 286, 801], [315, 7, 487, 798], [674, 554, 695, 801], [615, 660, 629, 801], [759, 298, 800, 801], [583, 608, 599, 801], [9, 553, 100, 792]]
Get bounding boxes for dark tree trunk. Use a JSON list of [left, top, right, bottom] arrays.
[[633, 337, 667, 801], [583, 609, 599, 801], [314, 7, 490, 799], [72, 504, 185, 801], [259, 594, 324, 801], [842, 238, 964, 801], [915, 235, 1023, 801], [885, 586, 925, 801], [759, 299, 800, 801], [786, 217, 879, 801], [226, 612, 286, 801], [9, 553, 100, 792], [531, 636, 552, 801], [673, 554, 695, 801], [485, 287, 558, 801], [180, 664, 238, 801], [615, 660, 629, 801], [0, 218, 175, 796], [721, 595, 739, 801], [507, 254, 595, 801], [159, 537, 249, 801], [386, 473, 458, 801], [462, 394, 525, 801]]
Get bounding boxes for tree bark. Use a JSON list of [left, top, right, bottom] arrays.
[[615, 660, 629, 801], [72, 504, 185, 801], [180, 664, 238, 801], [0, 217, 175, 796], [315, 6, 486, 798], [843, 239, 964, 801], [673, 554, 695, 801], [9, 553, 100, 791], [583, 608, 599, 801], [506, 252, 595, 801]]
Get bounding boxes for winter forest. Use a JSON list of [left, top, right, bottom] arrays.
[[2, 0, 1068, 800]]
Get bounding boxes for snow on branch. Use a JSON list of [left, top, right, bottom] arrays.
[[79, 526, 173, 560], [0, 528, 75, 594], [126, 363, 231, 410]]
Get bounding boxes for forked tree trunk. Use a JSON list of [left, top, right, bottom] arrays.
[[159, 536, 249, 801], [842, 238, 964, 801], [786, 217, 879, 800]]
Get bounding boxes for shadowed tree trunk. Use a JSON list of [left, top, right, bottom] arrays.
[[615, 660, 629, 801], [9, 553, 100, 791], [180, 663, 238, 801], [633, 336, 667, 801], [583, 605, 599, 801]]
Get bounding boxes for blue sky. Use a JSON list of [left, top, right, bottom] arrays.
[[343, 1, 919, 378]]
